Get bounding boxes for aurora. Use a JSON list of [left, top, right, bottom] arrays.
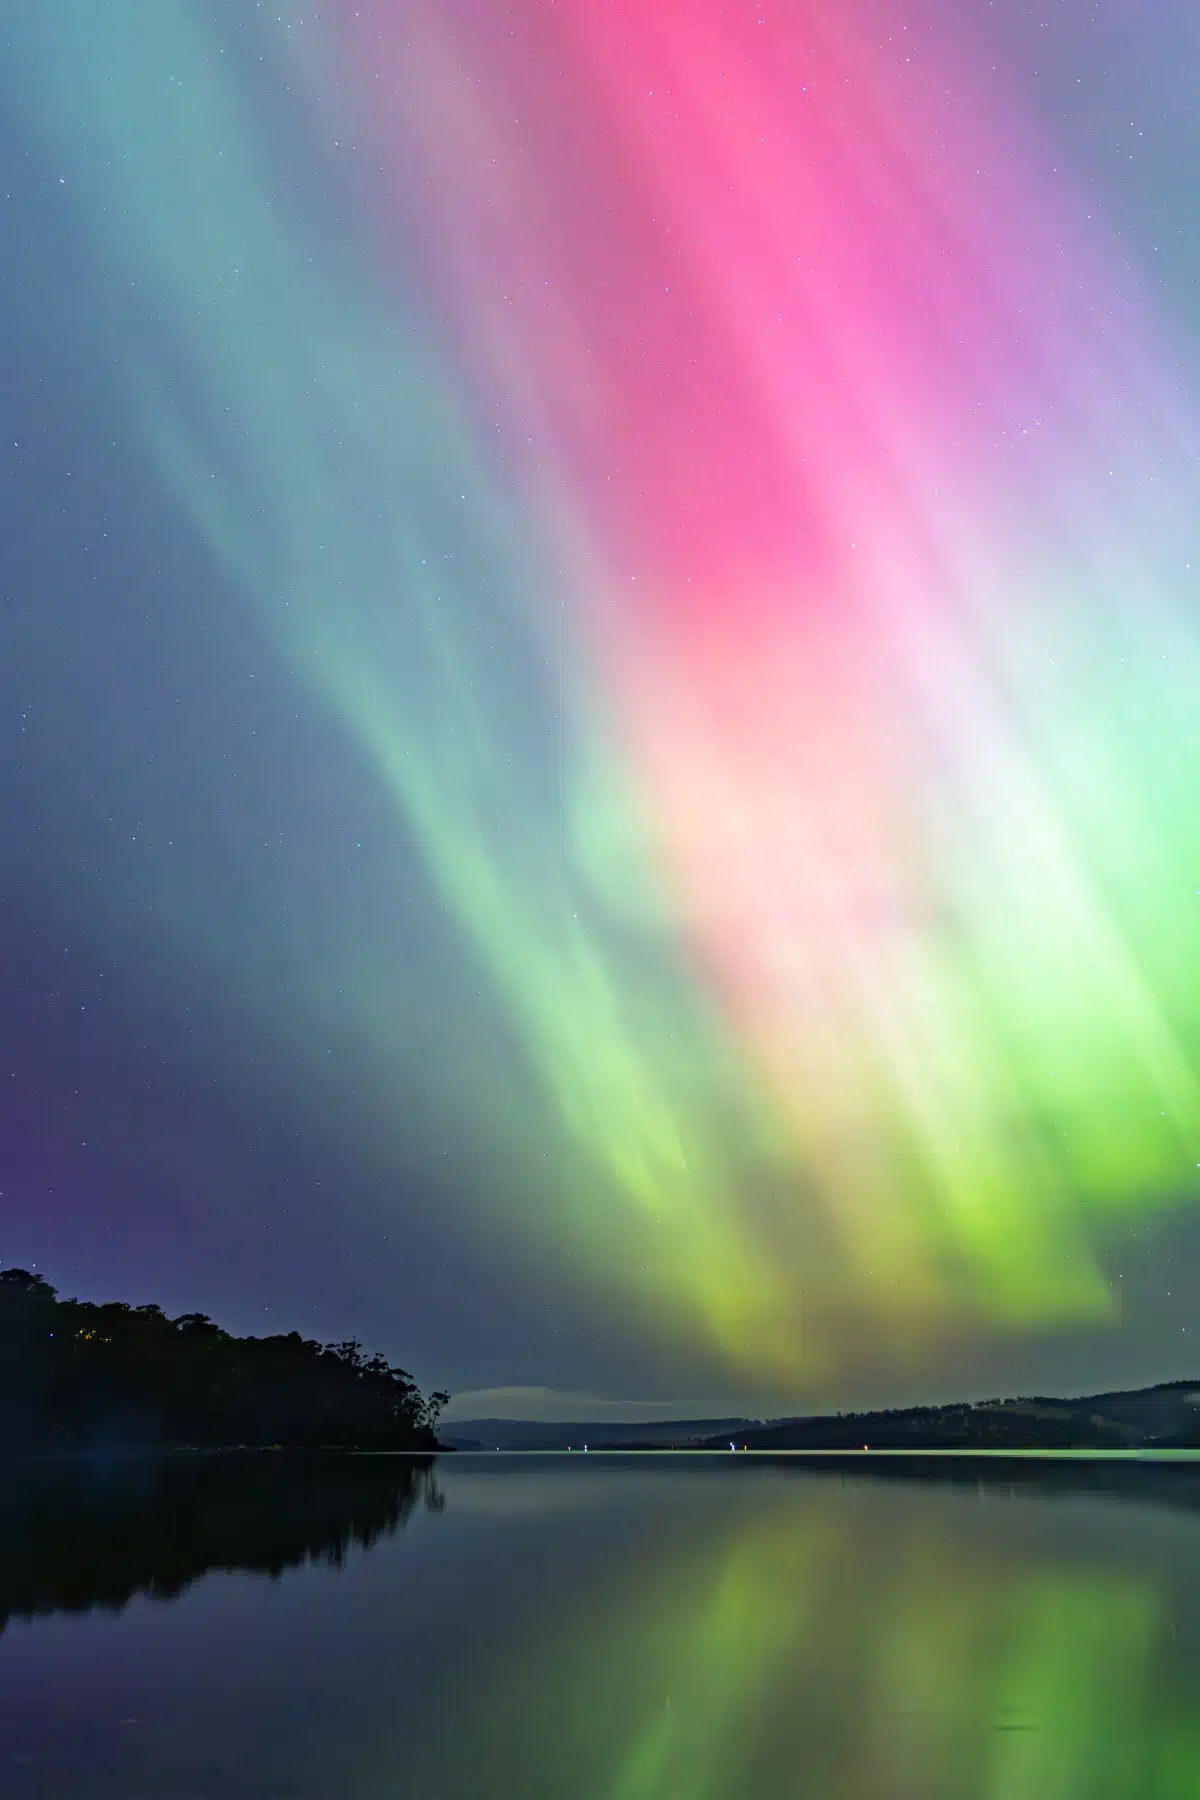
[[7, 0, 1200, 1398]]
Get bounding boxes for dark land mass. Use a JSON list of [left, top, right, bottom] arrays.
[[441, 1417, 758, 1451], [693, 1382, 1200, 1452], [451, 1383, 1200, 1453], [0, 1451, 440, 1633], [0, 1267, 448, 1453]]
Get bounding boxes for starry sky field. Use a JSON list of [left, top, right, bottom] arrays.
[[4, 1, 1200, 1421]]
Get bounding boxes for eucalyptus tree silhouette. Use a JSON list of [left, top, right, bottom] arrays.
[[0, 1269, 449, 1451]]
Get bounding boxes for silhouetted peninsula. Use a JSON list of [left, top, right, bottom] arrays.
[[0, 1268, 449, 1453]]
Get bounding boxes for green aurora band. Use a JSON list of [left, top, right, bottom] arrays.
[[12, 0, 1200, 1388]]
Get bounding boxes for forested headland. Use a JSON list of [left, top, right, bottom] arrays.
[[0, 1268, 449, 1452]]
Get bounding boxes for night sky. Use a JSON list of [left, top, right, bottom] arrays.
[[4, 1, 1200, 1422]]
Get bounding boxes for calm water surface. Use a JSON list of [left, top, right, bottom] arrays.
[[3, 1453, 1200, 1797]]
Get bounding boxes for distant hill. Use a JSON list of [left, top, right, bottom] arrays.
[[445, 1383, 1200, 1454], [697, 1382, 1200, 1452], [440, 1417, 759, 1451]]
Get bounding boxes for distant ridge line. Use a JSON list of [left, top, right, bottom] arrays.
[[442, 1382, 1200, 1452]]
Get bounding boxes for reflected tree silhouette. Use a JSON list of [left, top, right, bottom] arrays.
[[0, 1452, 442, 1632]]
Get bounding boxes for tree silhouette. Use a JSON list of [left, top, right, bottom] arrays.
[[0, 1269, 449, 1452]]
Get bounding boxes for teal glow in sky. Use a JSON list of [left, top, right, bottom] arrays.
[[5, 1, 1200, 1411]]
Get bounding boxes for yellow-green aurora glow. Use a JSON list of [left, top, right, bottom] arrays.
[[399, 1466, 1200, 1800], [13, 0, 1200, 1389]]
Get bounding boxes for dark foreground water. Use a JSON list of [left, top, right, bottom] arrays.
[[5, 1454, 1200, 1797]]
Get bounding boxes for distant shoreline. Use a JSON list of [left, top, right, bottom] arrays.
[[440, 1445, 1200, 1459], [444, 1380, 1200, 1454]]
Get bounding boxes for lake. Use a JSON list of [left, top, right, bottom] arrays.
[[3, 1452, 1200, 1797]]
